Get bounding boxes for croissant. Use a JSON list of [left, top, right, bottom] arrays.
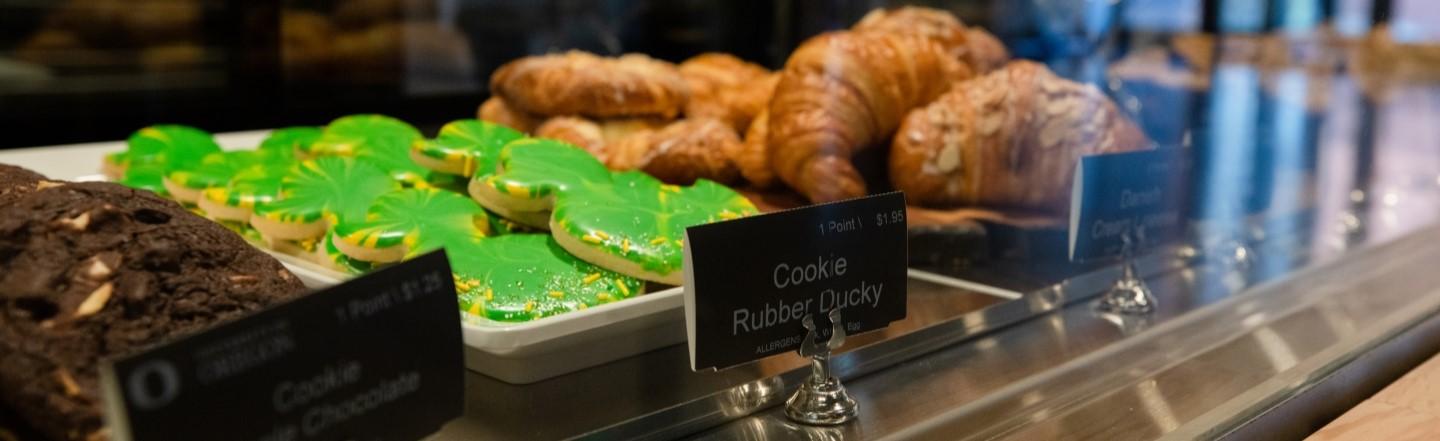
[[853, 6, 968, 57], [852, 6, 1010, 73], [890, 61, 1149, 213], [679, 53, 779, 133], [734, 109, 776, 187], [768, 31, 972, 203], [534, 116, 667, 163], [606, 118, 742, 185], [963, 28, 1010, 73]]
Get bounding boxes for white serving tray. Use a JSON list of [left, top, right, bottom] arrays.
[[0, 130, 687, 384], [278, 254, 687, 384]]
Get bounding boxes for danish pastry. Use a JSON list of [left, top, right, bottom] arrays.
[[478, 97, 543, 134], [490, 51, 689, 118], [606, 118, 742, 185], [679, 53, 777, 132]]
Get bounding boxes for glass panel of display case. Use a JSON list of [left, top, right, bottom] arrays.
[[2, 0, 1440, 439]]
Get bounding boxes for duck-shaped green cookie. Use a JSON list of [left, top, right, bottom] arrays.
[[163, 149, 292, 205], [467, 138, 612, 229], [109, 125, 222, 195], [550, 171, 757, 285], [250, 157, 399, 256], [452, 234, 644, 322], [198, 163, 293, 224], [330, 187, 493, 265], [307, 114, 433, 187], [259, 126, 323, 156], [473, 139, 759, 285], [411, 119, 524, 176]]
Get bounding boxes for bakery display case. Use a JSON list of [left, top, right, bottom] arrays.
[[5, 0, 1440, 440]]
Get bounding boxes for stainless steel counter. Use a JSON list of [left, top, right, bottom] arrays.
[[427, 215, 1440, 441], [687, 228, 1440, 440]]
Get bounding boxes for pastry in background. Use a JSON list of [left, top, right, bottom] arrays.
[[11, 29, 86, 67], [281, 11, 336, 78], [490, 51, 690, 119], [17, 0, 210, 72], [329, 21, 476, 82], [121, 0, 203, 46], [963, 28, 1010, 73], [478, 97, 543, 134], [853, 6, 968, 58], [534, 116, 668, 163], [735, 109, 776, 188], [332, 22, 404, 75], [678, 53, 778, 133], [890, 61, 1148, 213], [605, 118, 742, 185], [852, 6, 1010, 73], [41, 0, 128, 47], [138, 42, 205, 72], [398, 22, 476, 79], [535, 117, 605, 157], [0, 175, 306, 441], [334, 0, 436, 30], [768, 31, 971, 203]]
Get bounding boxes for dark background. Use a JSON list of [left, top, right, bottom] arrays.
[[0, 0, 1404, 148]]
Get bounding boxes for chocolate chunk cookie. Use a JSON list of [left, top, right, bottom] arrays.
[[0, 180, 307, 441], [0, 164, 47, 206]]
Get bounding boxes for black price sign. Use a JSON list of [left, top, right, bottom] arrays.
[[684, 192, 908, 371], [1069, 149, 1187, 262], [100, 251, 464, 441]]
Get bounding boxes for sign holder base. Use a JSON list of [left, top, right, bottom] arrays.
[[1097, 229, 1156, 315], [1097, 259, 1156, 314], [784, 308, 858, 425]]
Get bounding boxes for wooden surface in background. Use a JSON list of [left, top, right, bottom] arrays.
[[1310, 351, 1440, 440]]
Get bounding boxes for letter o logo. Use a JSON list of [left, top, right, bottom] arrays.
[[127, 361, 181, 410]]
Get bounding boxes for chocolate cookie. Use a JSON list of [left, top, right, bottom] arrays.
[[0, 164, 47, 206], [0, 180, 307, 441]]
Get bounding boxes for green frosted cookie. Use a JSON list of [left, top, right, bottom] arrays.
[[452, 234, 645, 323], [101, 151, 128, 180], [198, 162, 293, 223], [117, 155, 170, 195], [551, 171, 758, 285], [486, 209, 535, 235], [250, 157, 399, 254], [113, 125, 223, 194], [164, 149, 291, 204], [411, 119, 524, 176], [307, 114, 432, 186], [306, 115, 419, 156], [330, 187, 493, 264], [467, 138, 611, 228], [323, 233, 378, 274], [260, 126, 323, 154]]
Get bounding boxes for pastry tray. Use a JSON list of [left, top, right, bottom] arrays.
[[0, 131, 685, 384], [278, 255, 687, 385]]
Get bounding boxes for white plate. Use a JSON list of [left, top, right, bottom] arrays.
[[0, 129, 687, 384]]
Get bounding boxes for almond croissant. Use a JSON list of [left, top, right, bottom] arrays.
[[768, 31, 972, 203], [890, 61, 1149, 213], [852, 6, 1010, 73]]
